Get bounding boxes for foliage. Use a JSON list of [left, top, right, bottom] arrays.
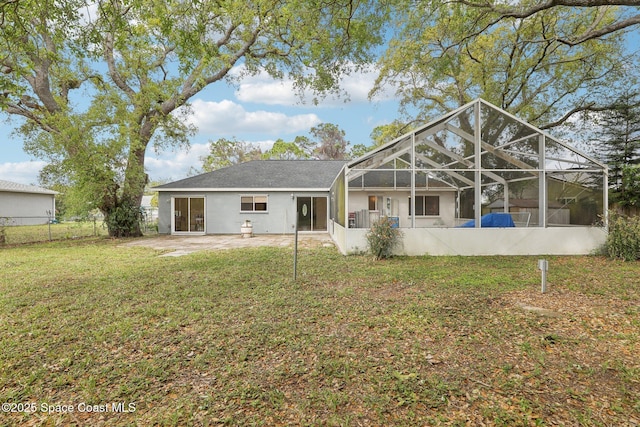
[[200, 138, 264, 172], [373, 1, 632, 131], [0, 0, 388, 236], [102, 201, 144, 238], [262, 136, 314, 160], [606, 214, 640, 261], [595, 91, 640, 206], [310, 123, 349, 160], [366, 216, 402, 259], [200, 122, 356, 169], [1, 241, 639, 425], [444, 0, 640, 46]]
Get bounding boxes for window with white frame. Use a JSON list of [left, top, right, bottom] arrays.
[[409, 195, 439, 216], [240, 195, 268, 212]]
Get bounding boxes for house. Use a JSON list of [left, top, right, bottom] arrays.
[[0, 180, 57, 225], [156, 99, 608, 256], [154, 160, 346, 235]]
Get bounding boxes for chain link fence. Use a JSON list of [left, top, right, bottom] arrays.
[[0, 217, 109, 245]]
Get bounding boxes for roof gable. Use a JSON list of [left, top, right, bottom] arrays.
[[155, 160, 346, 191]]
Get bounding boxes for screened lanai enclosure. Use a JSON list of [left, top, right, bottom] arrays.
[[328, 99, 608, 255]]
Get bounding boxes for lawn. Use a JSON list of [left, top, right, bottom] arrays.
[[1, 238, 638, 426]]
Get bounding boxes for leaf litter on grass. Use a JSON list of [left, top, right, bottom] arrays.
[[0, 241, 639, 426]]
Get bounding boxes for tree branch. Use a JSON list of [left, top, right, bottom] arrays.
[[452, 0, 640, 46]]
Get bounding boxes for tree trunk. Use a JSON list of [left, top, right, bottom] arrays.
[[103, 142, 149, 238]]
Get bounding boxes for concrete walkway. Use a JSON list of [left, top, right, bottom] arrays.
[[121, 233, 335, 257]]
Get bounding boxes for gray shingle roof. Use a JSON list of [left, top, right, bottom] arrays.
[[155, 160, 346, 191], [0, 180, 57, 195]]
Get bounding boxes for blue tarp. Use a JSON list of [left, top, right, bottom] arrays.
[[458, 213, 515, 228]]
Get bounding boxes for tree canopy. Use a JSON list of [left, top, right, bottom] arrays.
[[451, 0, 640, 46], [199, 123, 355, 171], [371, 1, 636, 143], [0, 0, 387, 236]]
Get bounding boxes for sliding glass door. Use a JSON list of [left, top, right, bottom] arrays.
[[173, 197, 205, 233]]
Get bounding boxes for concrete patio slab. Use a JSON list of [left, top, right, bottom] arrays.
[[120, 233, 334, 256]]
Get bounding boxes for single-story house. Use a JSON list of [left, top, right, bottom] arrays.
[[156, 99, 608, 256], [0, 180, 57, 225], [155, 160, 346, 235]]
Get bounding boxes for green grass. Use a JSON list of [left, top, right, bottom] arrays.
[[1, 238, 639, 426]]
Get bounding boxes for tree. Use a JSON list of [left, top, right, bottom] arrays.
[[310, 123, 349, 160], [262, 137, 313, 160], [0, 0, 388, 236], [199, 138, 263, 172], [372, 2, 632, 132], [595, 91, 640, 207], [452, 0, 640, 46]]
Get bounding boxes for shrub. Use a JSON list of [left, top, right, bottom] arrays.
[[605, 214, 640, 261], [366, 217, 402, 260]]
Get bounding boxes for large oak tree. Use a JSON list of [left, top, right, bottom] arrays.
[[0, 0, 387, 236], [371, 1, 635, 139]]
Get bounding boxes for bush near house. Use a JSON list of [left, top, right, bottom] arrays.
[[606, 214, 640, 261], [366, 216, 402, 260]]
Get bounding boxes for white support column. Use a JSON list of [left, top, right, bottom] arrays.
[[411, 133, 416, 229], [539, 134, 546, 227], [603, 168, 609, 231], [344, 168, 350, 228], [474, 101, 482, 227]]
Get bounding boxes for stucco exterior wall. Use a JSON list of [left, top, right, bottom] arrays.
[[336, 227, 607, 256], [347, 190, 457, 227], [158, 191, 330, 235], [0, 191, 56, 225]]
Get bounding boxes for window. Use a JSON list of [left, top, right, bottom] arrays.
[[369, 196, 378, 211], [409, 195, 439, 216], [241, 195, 268, 212]]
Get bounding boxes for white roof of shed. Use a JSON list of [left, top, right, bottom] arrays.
[[0, 180, 57, 195]]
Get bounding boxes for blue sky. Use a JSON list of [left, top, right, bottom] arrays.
[[0, 65, 399, 186]]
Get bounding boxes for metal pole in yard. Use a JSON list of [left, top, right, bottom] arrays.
[[47, 210, 52, 241], [293, 197, 298, 281], [538, 259, 548, 293]]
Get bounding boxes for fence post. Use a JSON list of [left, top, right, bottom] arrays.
[[47, 210, 52, 241]]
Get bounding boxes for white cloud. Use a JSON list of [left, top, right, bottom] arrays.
[[185, 99, 321, 136], [145, 139, 279, 181], [232, 64, 395, 107], [0, 161, 47, 186], [145, 143, 211, 181]]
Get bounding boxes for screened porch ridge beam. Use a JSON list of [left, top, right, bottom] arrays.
[[346, 146, 412, 180], [413, 152, 475, 187], [494, 132, 540, 150], [481, 141, 539, 175], [417, 136, 507, 185], [443, 122, 539, 176]]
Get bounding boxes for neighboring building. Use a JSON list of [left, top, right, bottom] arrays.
[[141, 195, 158, 222], [0, 180, 57, 225], [156, 99, 608, 256]]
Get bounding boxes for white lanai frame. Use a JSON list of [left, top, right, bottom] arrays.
[[344, 98, 608, 230]]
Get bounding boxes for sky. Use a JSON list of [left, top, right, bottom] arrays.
[[0, 65, 400, 186]]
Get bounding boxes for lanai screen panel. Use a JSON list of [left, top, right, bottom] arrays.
[[346, 99, 607, 229], [330, 167, 346, 227]]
